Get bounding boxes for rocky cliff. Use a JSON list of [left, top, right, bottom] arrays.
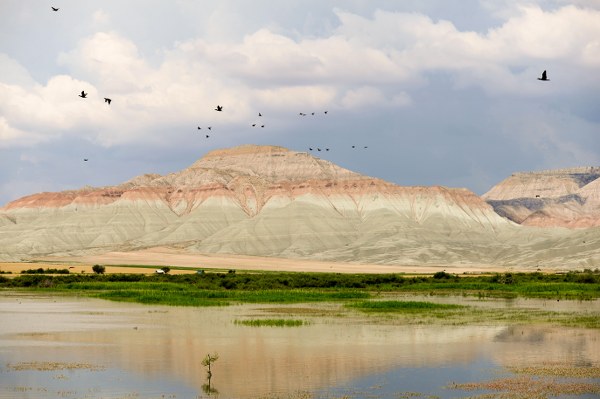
[[483, 167, 600, 228], [1, 146, 598, 269]]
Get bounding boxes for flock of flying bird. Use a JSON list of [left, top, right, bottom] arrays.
[[196, 106, 345, 153], [52, 6, 552, 161]]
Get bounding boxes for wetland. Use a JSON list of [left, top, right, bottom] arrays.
[[1, 270, 599, 398]]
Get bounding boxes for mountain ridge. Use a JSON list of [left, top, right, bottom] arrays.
[[483, 166, 600, 228], [1, 145, 598, 269]]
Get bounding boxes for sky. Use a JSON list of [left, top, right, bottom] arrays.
[[1, 0, 599, 206]]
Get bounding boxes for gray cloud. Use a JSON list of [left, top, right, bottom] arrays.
[[0, 1, 598, 206]]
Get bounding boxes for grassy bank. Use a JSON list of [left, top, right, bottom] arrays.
[[1, 270, 598, 301], [2, 270, 599, 328]]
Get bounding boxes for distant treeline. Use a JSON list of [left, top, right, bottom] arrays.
[[20, 268, 71, 275], [0, 270, 599, 300]]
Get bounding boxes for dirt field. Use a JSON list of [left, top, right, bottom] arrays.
[[0, 247, 508, 275]]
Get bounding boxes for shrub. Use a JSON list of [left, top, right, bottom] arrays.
[[433, 271, 453, 279], [92, 265, 106, 274]]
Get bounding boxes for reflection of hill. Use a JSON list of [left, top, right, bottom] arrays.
[[3, 297, 600, 398], [21, 305, 506, 396], [491, 325, 600, 367]]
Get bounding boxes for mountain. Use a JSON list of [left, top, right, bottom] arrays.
[[483, 167, 600, 228], [1, 145, 598, 269]]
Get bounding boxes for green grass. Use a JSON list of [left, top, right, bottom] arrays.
[[1, 270, 599, 309], [348, 300, 464, 313], [81, 283, 370, 307], [234, 319, 307, 327]]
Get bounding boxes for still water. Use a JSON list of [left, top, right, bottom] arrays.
[[0, 292, 598, 398]]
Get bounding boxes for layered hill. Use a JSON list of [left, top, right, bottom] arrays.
[[483, 167, 600, 228], [1, 145, 598, 269]]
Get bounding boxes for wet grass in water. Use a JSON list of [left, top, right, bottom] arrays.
[[348, 300, 464, 313], [450, 375, 600, 398], [234, 319, 307, 327], [92, 286, 370, 307]]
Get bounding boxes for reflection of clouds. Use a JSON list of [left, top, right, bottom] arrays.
[[491, 325, 600, 367], [494, 325, 547, 343]]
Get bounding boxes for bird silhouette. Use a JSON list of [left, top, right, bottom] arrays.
[[197, 127, 202, 130], [205, 135, 210, 138], [325, 148, 329, 151], [258, 113, 262, 117], [352, 145, 356, 148], [324, 111, 328, 114], [208, 126, 212, 130], [51, 7, 59, 11], [79, 91, 87, 98], [317, 148, 321, 151], [83, 159, 88, 162], [309, 148, 313, 151], [538, 70, 549, 81], [261, 125, 265, 128], [252, 124, 256, 127], [104, 98, 111, 105], [214, 105, 223, 111]]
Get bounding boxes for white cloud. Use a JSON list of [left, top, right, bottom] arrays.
[[341, 87, 384, 108], [58, 32, 153, 92], [0, 54, 37, 88], [92, 9, 111, 27], [0, 4, 598, 150]]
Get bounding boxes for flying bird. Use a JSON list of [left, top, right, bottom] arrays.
[[78, 91, 87, 98], [261, 125, 265, 128], [208, 126, 212, 130], [83, 159, 88, 162], [51, 7, 59, 11], [205, 135, 210, 138], [258, 113, 262, 117], [214, 105, 223, 111], [324, 111, 328, 114], [197, 127, 202, 130], [309, 148, 313, 151], [104, 98, 111, 105], [538, 70, 550, 81], [252, 124, 256, 127]]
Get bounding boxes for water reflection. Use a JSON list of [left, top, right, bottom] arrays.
[[0, 293, 598, 398]]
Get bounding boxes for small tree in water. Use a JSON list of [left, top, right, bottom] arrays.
[[202, 353, 219, 378]]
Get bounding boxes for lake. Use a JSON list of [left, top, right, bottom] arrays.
[[1, 292, 599, 398]]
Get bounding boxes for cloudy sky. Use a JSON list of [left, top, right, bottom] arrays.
[[1, 0, 599, 206]]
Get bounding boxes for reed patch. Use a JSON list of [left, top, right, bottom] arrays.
[[348, 300, 464, 313], [234, 319, 307, 327]]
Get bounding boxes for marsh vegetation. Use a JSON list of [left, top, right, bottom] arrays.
[[1, 269, 599, 330]]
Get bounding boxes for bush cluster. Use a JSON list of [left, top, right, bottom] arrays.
[[1, 270, 598, 300], [21, 268, 70, 275]]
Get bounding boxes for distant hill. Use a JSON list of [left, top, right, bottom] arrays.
[[1, 145, 598, 270], [483, 167, 600, 228]]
